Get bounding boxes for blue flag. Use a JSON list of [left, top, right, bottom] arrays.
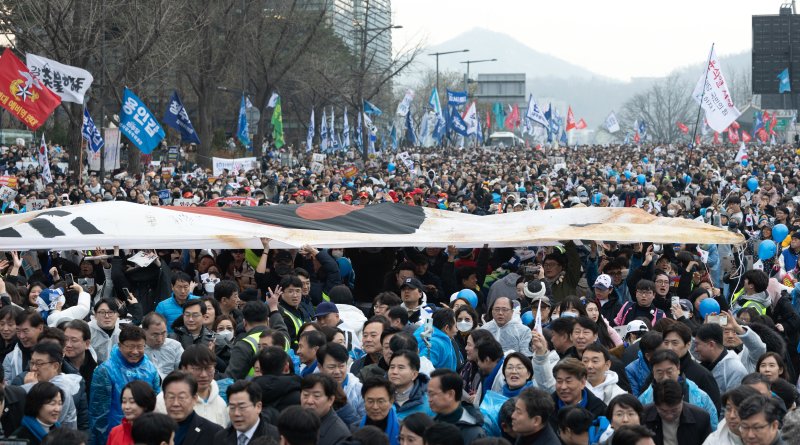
[[119, 87, 165, 154], [753, 111, 764, 135], [638, 120, 647, 139], [163, 91, 200, 144], [544, 104, 553, 142], [447, 89, 467, 106], [391, 124, 398, 150], [779, 68, 791, 93], [405, 111, 417, 145], [237, 95, 251, 149], [363, 100, 382, 116], [448, 106, 468, 136], [560, 127, 568, 145], [81, 107, 104, 153]]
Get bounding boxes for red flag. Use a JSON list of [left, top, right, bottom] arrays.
[[769, 114, 778, 134], [634, 132, 640, 143], [575, 118, 587, 130], [677, 122, 689, 134], [695, 135, 701, 145], [486, 109, 491, 132], [0, 48, 61, 130], [730, 120, 740, 130], [504, 105, 520, 130], [757, 128, 769, 142], [742, 130, 752, 143], [727, 127, 739, 144], [713, 132, 720, 145], [566, 106, 576, 131], [763, 110, 771, 124]]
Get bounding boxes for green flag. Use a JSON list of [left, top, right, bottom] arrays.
[[271, 96, 284, 148]]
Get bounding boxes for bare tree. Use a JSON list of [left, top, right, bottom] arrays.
[[619, 73, 695, 144]]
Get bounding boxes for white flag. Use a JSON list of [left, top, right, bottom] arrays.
[[267, 92, 280, 108], [25, 53, 93, 104], [320, 109, 328, 151], [396, 89, 415, 116], [306, 108, 314, 152], [692, 46, 741, 132], [329, 108, 337, 150], [463, 102, 478, 135], [534, 299, 543, 335], [343, 108, 350, 148], [525, 94, 549, 128], [604, 111, 620, 133], [734, 142, 747, 162], [38, 134, 53, 184]]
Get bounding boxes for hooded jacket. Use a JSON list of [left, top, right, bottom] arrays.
[[155, 379, 229, 427], [435, 402, 486, 444], [639, 377, 719, 431], [21, 373, 82, 430], [586, 370, 627, 405], [704, 349, 747, 394], [145, 337, 184, 379], [88, 319, 120, 364], [342, 372, 366, 419], [253, 374, 302, 413], [482, 319, 533, 357], [625, 350, 651, 397], [394, 373, 434, 420], [89, 346, 161, 445], [415, 325, 461, 371], [701, 418, 743, 445], [735, 326, 766, 373]]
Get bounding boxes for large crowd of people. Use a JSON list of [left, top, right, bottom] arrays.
[[0, 139, 799, 445]]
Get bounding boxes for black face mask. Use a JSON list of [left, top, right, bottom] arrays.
[[538, 196, 545, 202]]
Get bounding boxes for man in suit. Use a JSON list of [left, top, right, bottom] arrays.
[[214, 380, 279, 445], [162, 370, 222, 445]]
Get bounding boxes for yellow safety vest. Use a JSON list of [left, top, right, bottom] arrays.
[[731, 288, 767, 315]]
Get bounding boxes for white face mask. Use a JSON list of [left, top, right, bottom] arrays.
[[216, 330, 233, 343], [456, 321, 473, 333], [667, 209, 676, 216], [331, 250, 344, 259]]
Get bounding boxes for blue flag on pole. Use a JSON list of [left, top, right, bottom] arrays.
[[753, 111, 764, 135], [446, 89, 467, 106], [119, 87, 165, 154], [82, 106, 104, 153], [448, 106, 468, 136], [391, 124, 398, 150], [638, 120, 647, 139], [544, 104, 553, 142], [163, 91, 200, 144], [405, 111, 417, 145], [363, 100, 382, 116], [236, 95, 251, 149], [779, 68, 791, 93]]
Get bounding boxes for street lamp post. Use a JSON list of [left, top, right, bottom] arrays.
[[428, 49, 469, 94], [460, 58, 497, 100]]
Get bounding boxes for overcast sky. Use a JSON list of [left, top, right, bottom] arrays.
[[392, 0, 783, 81]]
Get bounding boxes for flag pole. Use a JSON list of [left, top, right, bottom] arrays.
[[691, 43, 715, 148]]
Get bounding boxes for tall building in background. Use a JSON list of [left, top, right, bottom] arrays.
[[327, 0, 393, 70]]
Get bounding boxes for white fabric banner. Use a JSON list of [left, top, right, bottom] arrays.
[[0, 201, 743, 251], [463, 102, 478, 135], [692, 46, 741, 132], [87, 128, 121, 171], [212, 157, 258, 176], [605, 111, 620, 133], [396, 89, 415, 116], [25, 54, 93, 104], [526, 94, 549, 128]]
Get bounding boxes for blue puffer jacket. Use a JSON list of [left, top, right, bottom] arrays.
[[639, 377, 719, 431], [415, 326, 461, 371], [625, 350, 651, 397], [89, 346, 161, 445], [395, 373, 435, 420]]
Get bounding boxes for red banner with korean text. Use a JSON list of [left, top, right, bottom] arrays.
[[0, 49, 61, 130]]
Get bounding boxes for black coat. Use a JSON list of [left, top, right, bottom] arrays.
[[1, 384, 25, 437], [643, 402, 712, 445], [179, 412, 224, 445], [318, 410, 351, 445], [10, 423, 51, 445], [214, 416, 280, 445], [252, 374, 302, 414], [514, 425, 561, 445], [549, 389, 607, 431], [679, 352, 721, 413]]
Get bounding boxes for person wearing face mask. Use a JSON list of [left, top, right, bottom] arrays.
[[453, 305, 479, 360]]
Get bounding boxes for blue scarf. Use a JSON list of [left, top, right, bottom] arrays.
[[20, 415, 59, 442], [501, 380, 533, 398], [359, 406, 400, 445], [342, 374, 349, 389], [300, 360, 317, 377], [482, 358, 504, 400], [557, 388, 589, 410]]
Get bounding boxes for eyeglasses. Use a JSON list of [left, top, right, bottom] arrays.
[[183, 312, 203, 320], [365, 398, 390, 407], [164, 393, 193, 404], [96, 310, 116, 317], [29, 361, 55, 368], [229, 403, 255, 413], [505, 365, 528, 372], [655, 280, 670, 285], [188, 365, 215, 375], [738, 423, 772, 433]]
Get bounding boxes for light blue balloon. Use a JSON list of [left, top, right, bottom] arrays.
[[643, 157, 649, 164], [624, 170, 632, 180], [521, 310, 534, 326], [387, 163, 396, 173], [637, 174, 646, 185], [747, 177, 759, 192], [684, 174, 692, 184], [758, 239, 777, 261], [773, 224, 789, 242], [770, 164, 776, 171], [741, 159, 749, 167], [698, 298, 720, 320]]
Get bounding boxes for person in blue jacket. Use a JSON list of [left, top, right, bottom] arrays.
[[155, 271, 199, 333], [388, 350, 434, 420], [89, 324, 161, 445], [414, 308, 461, 372]]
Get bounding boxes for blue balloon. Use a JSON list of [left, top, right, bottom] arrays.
[[773, 224, 789, 243], [457, 289, 478, 308], [521, 310, 534, 326], [613, 174, 620, 183], [387, 163, 396, 173], [698, 298, 721, 320], [592, 193, 603, 205], [684, 174, 692, 184], [741, 159, 749, 167], [770, 164, 776, 171], [637, 174, 646, 185], [643, 157, 649, 164], [747, 177, 759, 192], [758, 240, 777, 261], [624, 170, 632, 179]]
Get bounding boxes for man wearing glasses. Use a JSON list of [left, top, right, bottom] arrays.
[[214, 380, 279, 445], [482, 297, 532, 357], [155, 345, 229, 428], [614, 280, 667, 327], [161, 370, 222, 445]]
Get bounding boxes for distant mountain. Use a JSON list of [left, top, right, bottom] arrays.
[[408, 27, 604, 80]]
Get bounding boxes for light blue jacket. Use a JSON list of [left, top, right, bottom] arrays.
[[416, 326, 460, 371], [625, 350, 651, 397], [89, 346, 161, 445], [639, 377, 719, 431], [395, 373, 435, 420]]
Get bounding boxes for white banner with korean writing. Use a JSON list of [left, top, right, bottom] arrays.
[[212, 157, 258, 177], [25, 54, 93, 104], [691, 46, 741, 132]]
